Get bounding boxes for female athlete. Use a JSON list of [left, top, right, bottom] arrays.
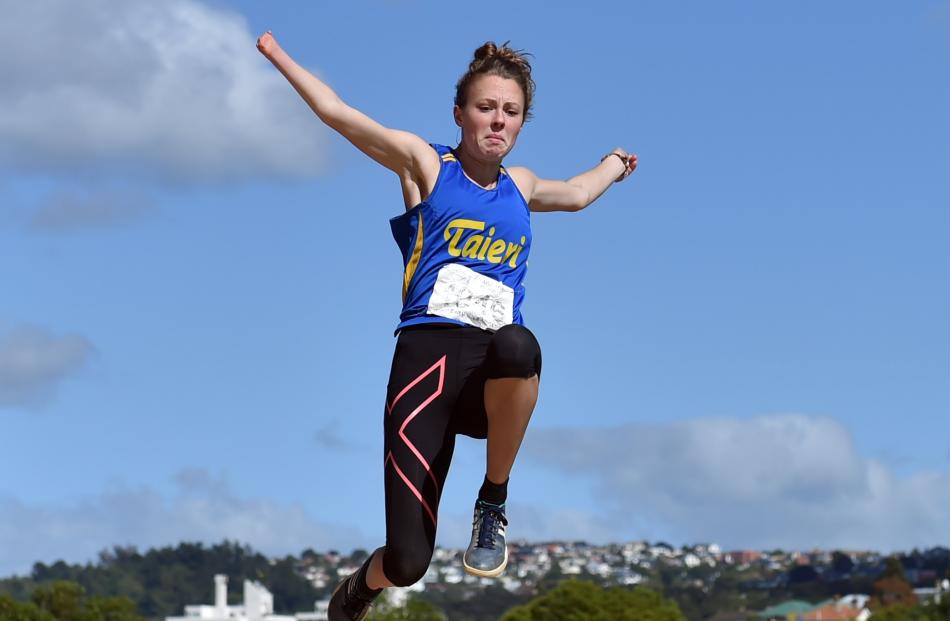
[[257, 32, 637, 621]]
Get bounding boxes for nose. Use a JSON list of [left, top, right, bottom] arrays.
[[491, 108, 505, 130]]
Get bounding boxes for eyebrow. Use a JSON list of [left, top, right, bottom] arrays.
[[475, 97, 522, 108]]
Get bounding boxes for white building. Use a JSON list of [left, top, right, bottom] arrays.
[[166, 575, 323, 621], [838, 594, 870, 609]]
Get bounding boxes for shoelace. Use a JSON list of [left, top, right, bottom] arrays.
[[475, 505, 508, 549]]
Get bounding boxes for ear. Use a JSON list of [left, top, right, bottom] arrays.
[[453, 105, 463, 128]]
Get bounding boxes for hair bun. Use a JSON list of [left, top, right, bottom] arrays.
[[456, 40, 536, 121], [472, 42, 498, 65], [470, 41, 529, 71]]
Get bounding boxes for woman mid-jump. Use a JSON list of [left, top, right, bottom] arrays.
[[257, 32, 637, 621]]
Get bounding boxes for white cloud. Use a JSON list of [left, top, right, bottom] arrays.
[[524, 414, 950, 551], [0, 468, 366, 577], [0, 0, 326, 182], [508, 503, 618, 544], [0, 325, 94, 408]]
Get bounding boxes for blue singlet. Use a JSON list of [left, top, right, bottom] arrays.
[[390, 144, 532, 333]]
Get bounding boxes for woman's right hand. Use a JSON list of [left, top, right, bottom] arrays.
[[256, 31, 278, 57]]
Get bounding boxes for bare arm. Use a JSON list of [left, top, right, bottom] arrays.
[[508, 149, 638, 213], [256, 32, 438, 187]]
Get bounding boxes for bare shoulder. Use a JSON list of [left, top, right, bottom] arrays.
[[397, 136, 442, 209], [504, 166, 538, 202], [404, 133, 441, 190]]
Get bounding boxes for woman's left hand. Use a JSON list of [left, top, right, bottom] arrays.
[[610, 148, 638, 182]]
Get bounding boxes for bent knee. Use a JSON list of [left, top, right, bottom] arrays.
[[486, 324, 542, 379], [382, 547, 431, 587]]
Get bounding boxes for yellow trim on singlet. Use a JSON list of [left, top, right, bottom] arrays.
[[402, 211, 425, 302], [443, 152, 509, 183]]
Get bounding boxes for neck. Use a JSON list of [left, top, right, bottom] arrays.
[[455, 146, 502, 189]]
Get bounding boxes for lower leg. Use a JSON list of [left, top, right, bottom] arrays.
[[328, 547, 386, 620], [484, 375, 539, 486], [365, 547, 394, 590], [464, 376, 536, 578]]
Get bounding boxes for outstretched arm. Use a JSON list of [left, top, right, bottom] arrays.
[[256, 32, 438, 184], [508, 149, 638, 213]]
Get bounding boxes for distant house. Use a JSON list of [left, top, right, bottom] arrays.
[[799, 599, 867, 621], [757, 596, 870, 621], [837, 595, 869, 610], [938, 578, 950, 604], [757, 599, 815, 621]]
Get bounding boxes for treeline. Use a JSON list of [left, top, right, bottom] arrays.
[[0, 579, 688, 621], [0, 581, 146, 621], [3, 542, 949, 621], [638, 547, 950, 621], [0, 541, 334, 619], [0, 540, 690, 620], [856, 558, 950, 621], [499, 580, 686, 621]]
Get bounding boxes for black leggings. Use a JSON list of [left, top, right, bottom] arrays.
[[381, 323, 541, 586]]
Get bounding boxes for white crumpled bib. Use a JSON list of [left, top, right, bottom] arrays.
[[427, 264, 514, 331]]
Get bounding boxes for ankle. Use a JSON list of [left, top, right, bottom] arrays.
[[352, 553, 383, 601], [478, 475, 508, 506]]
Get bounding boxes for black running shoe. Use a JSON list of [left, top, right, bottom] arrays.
[[327, 572, 373, 621], [462, 500, 508, 577]]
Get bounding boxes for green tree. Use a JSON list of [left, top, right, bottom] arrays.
[[787, 565, 818, 584], [83, 596, 145, 621], [1, 540, 322, 619], [0, 593, 55, 621], [3, 582, 145, 621], [266, 556, 321, 613], [499, 580, 686, 621], [831, 551, 855, 574], [882, 556, 909, 581], [929, 593, 950, 621], [31, 582, 87, 621], [867, 604, 929, 621]]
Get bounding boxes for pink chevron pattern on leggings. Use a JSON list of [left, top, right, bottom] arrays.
[[385, 355, 446, 527]]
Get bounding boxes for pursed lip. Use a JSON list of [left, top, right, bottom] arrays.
[[486, 134, 505, 143]]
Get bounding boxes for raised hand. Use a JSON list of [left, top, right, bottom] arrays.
[[611, 149, 638, 182], [256, 30, 278, 58]]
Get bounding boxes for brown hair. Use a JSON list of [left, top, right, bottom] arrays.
[[455, 41, 535, 121]]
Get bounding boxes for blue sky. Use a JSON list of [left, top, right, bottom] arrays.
[[2, 0, 949, 577]]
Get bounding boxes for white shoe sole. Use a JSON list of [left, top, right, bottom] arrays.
[[462, 546, 509, 578]]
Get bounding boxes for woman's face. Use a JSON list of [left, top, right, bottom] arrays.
[[454, 74, 526, 163]]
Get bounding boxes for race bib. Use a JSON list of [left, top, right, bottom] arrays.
[[427, 264, 514, 332]]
